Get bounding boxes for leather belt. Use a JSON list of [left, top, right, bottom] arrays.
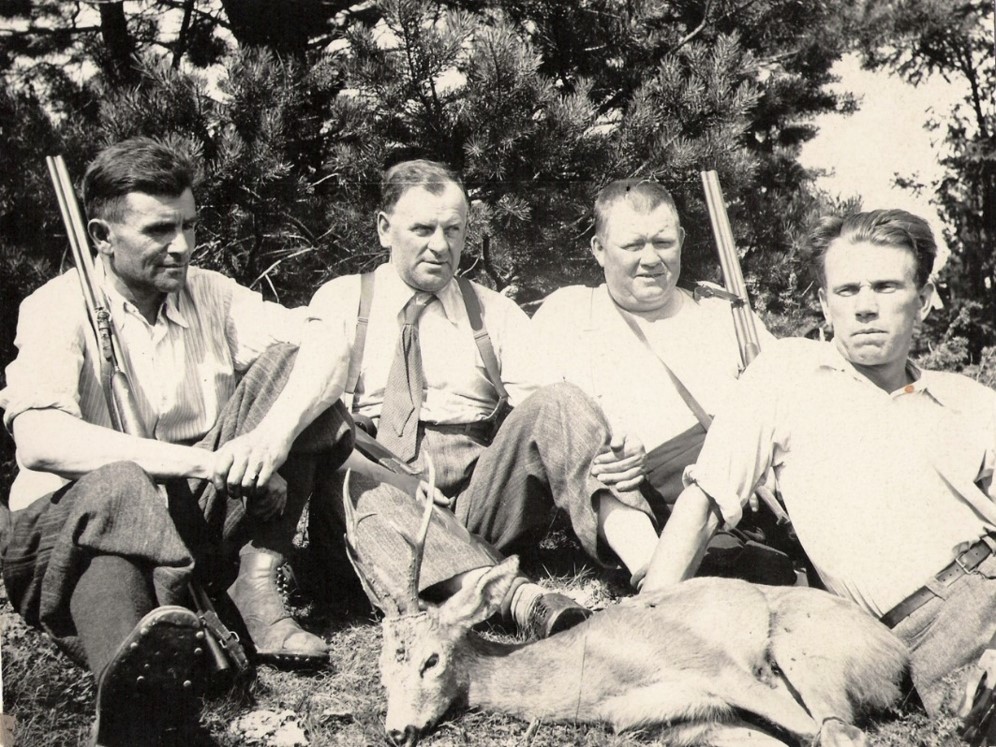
[[881, 536, 995, 629], [423, 420, 495, 443]]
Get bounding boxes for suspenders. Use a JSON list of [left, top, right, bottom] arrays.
[[344, 272, 508, 413], [345, 272, 374, 406]]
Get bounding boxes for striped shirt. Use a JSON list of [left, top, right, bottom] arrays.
[[1, 265, 306, 510]]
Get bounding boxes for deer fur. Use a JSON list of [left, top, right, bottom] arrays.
[[340, 464, 908, 746], [377, 558, 908, 746]]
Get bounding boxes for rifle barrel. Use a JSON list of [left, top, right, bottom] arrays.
[[46, 155, 148, 438], [700, 170, 761, 369]]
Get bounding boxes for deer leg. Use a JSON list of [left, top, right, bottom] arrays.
[[765, 589, 907, 723], [707, 723, 794, 746], [599, 673, 818, 741]]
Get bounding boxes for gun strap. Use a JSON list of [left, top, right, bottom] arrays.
[[608, 297, 713, 430], [188, 582, 250, 673]]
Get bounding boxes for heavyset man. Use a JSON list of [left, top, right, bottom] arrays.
[[532, 179, 789, 586], [0, 138, 355, 745], [640, 209, 996, 730], [226, 159, 662, 628]]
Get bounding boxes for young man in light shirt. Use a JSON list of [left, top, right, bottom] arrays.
[[640, 209, 996, 736]]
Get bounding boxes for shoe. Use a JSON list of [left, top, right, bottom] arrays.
[[228, 550, 328, 669], [91, 606, 205, 747], [524, 592, 592, 640]]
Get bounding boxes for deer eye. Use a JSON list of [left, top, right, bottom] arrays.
[[419, 653, 439, 676], [395, 647, 407, 663]]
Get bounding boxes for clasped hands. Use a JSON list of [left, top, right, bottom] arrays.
[[590, 431, 646, 493], [209, 431, 292, 522]]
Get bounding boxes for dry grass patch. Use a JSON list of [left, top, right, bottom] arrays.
[[0, 529, 970, 745]]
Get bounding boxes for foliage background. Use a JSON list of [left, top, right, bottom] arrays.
[[0, 0, 993, 533], [0, 2, 993, 744]]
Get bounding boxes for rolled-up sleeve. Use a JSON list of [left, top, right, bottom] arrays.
[[225, 279, 310, 371], [0, 276, 88, 432], [682, 347, 783, 527]]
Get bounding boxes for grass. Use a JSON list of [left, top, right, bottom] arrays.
[[0, 523, 971, 747]]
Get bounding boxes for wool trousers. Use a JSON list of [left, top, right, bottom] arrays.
[[1, 343, 352, 665], [893, 552, 996, 716], [315, 383, 653, 609]]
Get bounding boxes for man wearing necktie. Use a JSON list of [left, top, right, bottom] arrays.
[[222, 160, 660, 637]]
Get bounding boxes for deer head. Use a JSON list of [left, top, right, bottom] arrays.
[[379, 556, 520, 745], [341, 456, 520, 745]]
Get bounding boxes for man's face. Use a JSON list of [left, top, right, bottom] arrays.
[[818, 239, 933, 377], [91, 189, 197, 307], [378, 183, 468, 293], [591, 201, 684, 313]]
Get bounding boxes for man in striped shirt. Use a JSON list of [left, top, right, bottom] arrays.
[[0, 138, 354, 745]]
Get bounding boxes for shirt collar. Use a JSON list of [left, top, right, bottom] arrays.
[[94, 259, 189, 328], [817, 340, 942, 402], [377, 262, 460, 324]]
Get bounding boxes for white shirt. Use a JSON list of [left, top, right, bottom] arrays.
[[531, 284, 772, 450], [1, 266, 306, 510], [688, 337, 996, 616], [306, 262, 551, 424]]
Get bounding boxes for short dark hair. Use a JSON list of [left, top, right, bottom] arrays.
[[82, 137, 195, 221], [594, 179, 680, 239], [809, 209, 937, 289], [380, 159, 465, 213]]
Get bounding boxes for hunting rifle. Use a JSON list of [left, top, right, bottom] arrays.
[[45, 155, 247, 675], [699, 169, 790, 525]]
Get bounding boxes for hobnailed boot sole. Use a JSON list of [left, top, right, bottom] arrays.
[[91, 606, 206, 747]]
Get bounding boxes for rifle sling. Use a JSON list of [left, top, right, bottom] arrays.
[[608, 296, 713, 430]]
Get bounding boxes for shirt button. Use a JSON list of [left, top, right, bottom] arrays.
[[903, 384, 914, 394]]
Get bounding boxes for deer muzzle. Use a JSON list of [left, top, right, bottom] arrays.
[[386, 724, 420, 746]]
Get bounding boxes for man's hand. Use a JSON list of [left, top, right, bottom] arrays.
[[590, 432, 646, 492], [417, 479, 451, 507], [211, 430, 292, 499], [246, 472, 288, 522], [960, 648, 996, 746]]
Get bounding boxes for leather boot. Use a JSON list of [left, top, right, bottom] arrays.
[[228, 550, 328, 668]]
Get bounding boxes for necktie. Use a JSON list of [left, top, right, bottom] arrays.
[[378, 292, 435, 462]]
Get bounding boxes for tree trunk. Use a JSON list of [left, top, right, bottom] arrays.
[[97, 2, 139, 85]]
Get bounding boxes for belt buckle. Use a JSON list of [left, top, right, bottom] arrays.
[[954, 541, 984, 576]]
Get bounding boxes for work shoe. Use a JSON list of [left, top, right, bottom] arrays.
[[524, 592, 592, 640], [228, 549, 328, 668], [91, 606, 205, 747]]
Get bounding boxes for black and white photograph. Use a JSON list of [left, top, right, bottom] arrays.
[[0, 1, 993, 745]]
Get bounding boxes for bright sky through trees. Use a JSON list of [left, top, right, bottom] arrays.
[[800, 54, 967, 267]]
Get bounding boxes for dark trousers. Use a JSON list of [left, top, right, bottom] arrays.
[[642, 423, 799, 586]]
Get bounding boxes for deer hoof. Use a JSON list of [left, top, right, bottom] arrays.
[[818, 718, 867, 747]]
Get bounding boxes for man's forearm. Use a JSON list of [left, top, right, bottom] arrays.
[[640, 484, 722, 592], [254, 321, 349, 446], [13, 409, 212, 481]]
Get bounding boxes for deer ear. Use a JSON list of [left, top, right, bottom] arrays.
[[438, 556, 521, 629]]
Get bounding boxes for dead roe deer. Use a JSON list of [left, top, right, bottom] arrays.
[[341, 462, 909, 746]]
